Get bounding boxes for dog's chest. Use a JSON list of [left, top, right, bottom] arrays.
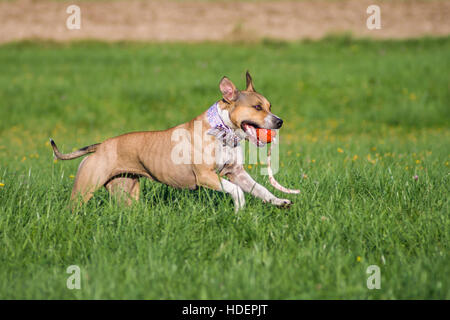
[[215, 143, 244, 172]]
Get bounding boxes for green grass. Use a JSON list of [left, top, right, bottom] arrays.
[[0, 37, 449, 299]]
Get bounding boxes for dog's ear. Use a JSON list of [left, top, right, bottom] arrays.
[[220, 76, 239, 102], [245, 70, 256, 92]]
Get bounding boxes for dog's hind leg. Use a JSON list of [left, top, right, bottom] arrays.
[[105, 176, 140, 205], [70, 155, 111, 208]]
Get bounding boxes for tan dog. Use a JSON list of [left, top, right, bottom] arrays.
[[51, 72, 292, 211]]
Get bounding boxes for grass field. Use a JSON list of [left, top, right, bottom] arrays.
[[0, 37, 449, 299]]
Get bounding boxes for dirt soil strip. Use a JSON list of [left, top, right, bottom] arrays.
[[0, 0, 449, 43]]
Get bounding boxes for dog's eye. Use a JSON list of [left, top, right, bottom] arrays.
[[253, 105, 262, 111]]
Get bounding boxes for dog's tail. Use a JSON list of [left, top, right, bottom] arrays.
[[50, 138, 100, 160]]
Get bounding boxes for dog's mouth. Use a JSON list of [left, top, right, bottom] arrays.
[[241, 121, 266, 147]]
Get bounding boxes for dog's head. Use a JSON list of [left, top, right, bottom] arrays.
[[218, 71, 283, 145]]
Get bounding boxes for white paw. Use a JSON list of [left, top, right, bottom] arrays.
[[271, 198, 292, 208]]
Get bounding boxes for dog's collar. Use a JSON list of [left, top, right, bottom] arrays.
[[206, 102, 242, 148]]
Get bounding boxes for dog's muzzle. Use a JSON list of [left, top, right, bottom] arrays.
[[266, 115, 283, 129]]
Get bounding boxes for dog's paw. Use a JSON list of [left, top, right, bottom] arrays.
[[271, 198, 292, 208]]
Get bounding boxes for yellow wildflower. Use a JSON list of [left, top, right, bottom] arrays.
[[352, 155, 358, 161], [367, 154, 376, 165], [0, 183, 5, 187], [337, 148, 344, 153], [69, 175, 75, 179], [356, 256, 362, 262]]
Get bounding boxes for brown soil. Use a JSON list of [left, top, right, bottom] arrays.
[[0, 0, 449, 43]]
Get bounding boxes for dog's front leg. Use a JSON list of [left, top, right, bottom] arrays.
[[195, 170, 245, 212], [228, 167, 291, 208]]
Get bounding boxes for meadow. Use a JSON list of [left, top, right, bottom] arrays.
[[0, 36, 449, 299]]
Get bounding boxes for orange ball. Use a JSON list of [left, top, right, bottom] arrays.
[[256, 128, 276, 143]]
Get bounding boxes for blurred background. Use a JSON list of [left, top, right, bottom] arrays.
[[1, 0, 449, 167], [1, 0, 449, 43]]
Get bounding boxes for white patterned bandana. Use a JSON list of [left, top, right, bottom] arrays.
[[206, 102, 243, 148]]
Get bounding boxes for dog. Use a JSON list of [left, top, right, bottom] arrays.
[[50, 71, 293, 211]]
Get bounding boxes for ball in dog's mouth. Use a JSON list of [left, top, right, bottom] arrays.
[[241, 122, 276, 147]]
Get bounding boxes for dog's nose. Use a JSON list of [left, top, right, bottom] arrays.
[[275, 118, 283, 129]]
